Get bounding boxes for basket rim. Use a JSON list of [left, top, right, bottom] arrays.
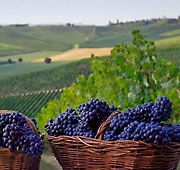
[[46, 135, 180, 149]]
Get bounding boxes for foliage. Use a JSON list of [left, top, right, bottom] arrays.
[[36, 30, 180, 131]]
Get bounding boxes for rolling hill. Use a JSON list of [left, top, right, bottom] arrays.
[[0, 19, 180, 56]]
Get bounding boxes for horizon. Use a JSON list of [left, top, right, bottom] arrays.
[[1, 16, 180, 26], [0, 0, 180, 26]]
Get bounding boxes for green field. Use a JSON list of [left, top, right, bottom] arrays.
[[0, 59, 92, 96], [0, 51, 60, 62], [0, 21, 180, 56], [0, 50, 76, 78], [0, 25, 95, 56], [160, 29, 180, 36], [155, 36, 180, 48], [81, 23, 180, 48], [0, 60, 73, 78]]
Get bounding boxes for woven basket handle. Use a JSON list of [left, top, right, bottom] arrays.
[[95, 110, 121, 140], [0, 110, 39, 136]]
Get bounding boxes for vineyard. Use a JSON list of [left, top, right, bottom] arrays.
[[0, 89, 62, 118], [0, 59, 92, 97]]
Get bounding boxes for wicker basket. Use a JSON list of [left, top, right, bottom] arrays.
[[47, 110, 180, 170], [0, 110, 42, 170]]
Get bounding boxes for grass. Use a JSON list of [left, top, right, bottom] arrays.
[[34, 48, 112, 62], [155, 36, 180, 48], [40, 146, 61, 170], [0, 51, 60, 62], [0, 60, 72, 78], [0, 25, 95, 56], [160, 29, 180, 37], [40, 155, 61, 170], [81, 23, 180, 48], [0, 50, 72, 78], [0, 22, 180, 56]]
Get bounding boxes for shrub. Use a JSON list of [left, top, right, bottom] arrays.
[[44, 58, 51, 64], [18, 58, 23, 62], [8, 59, 12, 63]]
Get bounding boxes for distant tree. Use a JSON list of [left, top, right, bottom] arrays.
[[44, 58, 51, 64], [91, 54, 94, 58], [178, 16, 180, 22], [18, 58, 23, 62], [66, 23, 71, 27], [7, 59, 12, 64]]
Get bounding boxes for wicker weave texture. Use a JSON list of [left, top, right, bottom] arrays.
[[47, 135, 180, 170], [0, 110, 41, 170], [0, 149, 40, 170]]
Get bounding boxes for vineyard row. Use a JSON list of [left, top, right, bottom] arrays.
[[0, 89, 62, 118]]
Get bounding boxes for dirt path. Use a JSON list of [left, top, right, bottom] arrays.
[[34, 47, 113, 62]]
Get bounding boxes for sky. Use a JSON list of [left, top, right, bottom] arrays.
[[0, 0, 180, 26]]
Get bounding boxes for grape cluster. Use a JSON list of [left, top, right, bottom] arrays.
[[75, 98, 117, 138], [45, 108, 80, 137], [0, 112, 43, 157], [119, 121, 170, 145], [103, 96, 178, 145], [162, 124, 180, 142], [78, 98, 117, 132], [126, 97, 172, 123], [74, 121, 96, 138], [152, 96, 172, 121], [45, 98, 117, 138], [31, 118, 39, 130], [103, 112, 133, 141]]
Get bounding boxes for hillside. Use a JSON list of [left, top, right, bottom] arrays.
[[0, 59, 92, 97], [0, 20, 180, 56], [0, 25, 95, 56], [34, 47, 112, 62]]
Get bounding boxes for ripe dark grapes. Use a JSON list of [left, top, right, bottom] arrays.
[[126, 96, 172, 123], [30, 118, 39, 130], [45, 98, 117, 138], [103, 96, 179, 145], [152, 96, 172, 121], [120, 121, 170, 145], [162, 124, 180, 142], [78, 98, 117, 133], [0, 112, 43, 157], [74, 121, 96, 138], [45, 108, 80, 137]]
